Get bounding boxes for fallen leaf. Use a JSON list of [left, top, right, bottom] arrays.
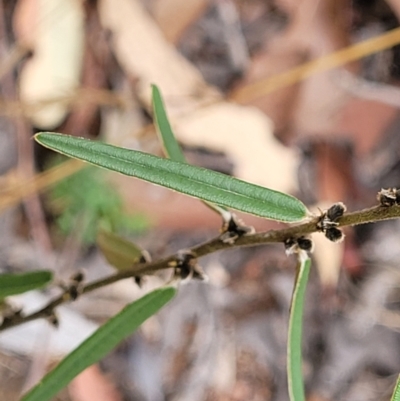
[[18, 0, 85, 128], [152, 0, 209, 43], [98, 0, 218, 104], [178, 102, 298, 193]]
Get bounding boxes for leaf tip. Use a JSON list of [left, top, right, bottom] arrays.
[[165, 285, 177, 296], [34, 132, 55, 146], [33, 132, 44, 143], [151, 83, 160, 95]]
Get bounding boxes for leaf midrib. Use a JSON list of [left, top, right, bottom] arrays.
[[70, 141, 302, 218]]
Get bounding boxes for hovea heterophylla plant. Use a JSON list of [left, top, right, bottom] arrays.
[[10, 85, 400, 400], [28, 85, 310, 401]]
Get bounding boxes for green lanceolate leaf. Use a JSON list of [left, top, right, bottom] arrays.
[[35, 133, 307, 222], [390, 375, 400, 401], [152, 84, 186, 163], [152, 84, 229, 218], [0, 271, 52, 298], [287, 256, 311, 401], [21, 286, 176, 401], [97, 228, 143, 271]]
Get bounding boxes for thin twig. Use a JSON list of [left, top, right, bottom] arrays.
[[1, 203, 399, 332]]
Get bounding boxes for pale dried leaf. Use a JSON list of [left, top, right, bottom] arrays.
[[152, 0, 209, 43], [178, 102, 298, 193], [98, 0, 297, 194], [98, 0, 218, 106], [18, 0, 84, 128]]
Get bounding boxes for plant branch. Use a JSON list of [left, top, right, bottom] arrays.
[[1, 203, 399, 332]]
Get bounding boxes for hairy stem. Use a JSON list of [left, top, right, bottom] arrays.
[[1, 203, 398, 332]]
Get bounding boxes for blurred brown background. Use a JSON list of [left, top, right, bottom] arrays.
[[2, 0, 400, 400]]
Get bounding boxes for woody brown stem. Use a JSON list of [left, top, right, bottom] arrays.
[[1, 203, 399, 332]]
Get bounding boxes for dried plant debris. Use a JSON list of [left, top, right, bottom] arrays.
[[63, 271, 85, 301], [284, 236, 314, 255], [170, 250, 207, 281], [324, 226, 345, 243], [377, 188, 400, 207], [220, 213, 255, 245], [326, 202, 347, 222], [0, 306, 22, 327], [133, 251, 151, 288], [47, 312, 60, 328], [317, 202, 346, 243]]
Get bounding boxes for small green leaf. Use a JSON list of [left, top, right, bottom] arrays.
[[35, 133, 307, 222], [21, 286, 176, 401], [287, 256, 311, 401], [152, 84, 230, 218], [0, 271, 52, 298], [152, 84, 186, 163], [390, 375, 400, 401], [97, 228, 143, 271]]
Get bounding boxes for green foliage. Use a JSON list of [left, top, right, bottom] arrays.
[[391, 375, 400, 401], [25, 86, 315, 400], [0, 271, 52, 299], [96, 227, 144, 271], [21, 286, 176, 401], [49, 163, 148, 244], [152, 84, 186, 163], [35, 133, 307, 222], [152, 84, 229, 217], [287, 256, 311, 401]]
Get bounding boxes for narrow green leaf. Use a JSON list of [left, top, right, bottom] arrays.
[[21, 286, 176, 401], [287, 256, 311, 401], [390, 375, 400, 401], [152, 84, 229, 218], [0, 271, 52, 298], [35, 133, 307, 222], [152, 84, 186, 163], [97, 228, 143, 271]]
